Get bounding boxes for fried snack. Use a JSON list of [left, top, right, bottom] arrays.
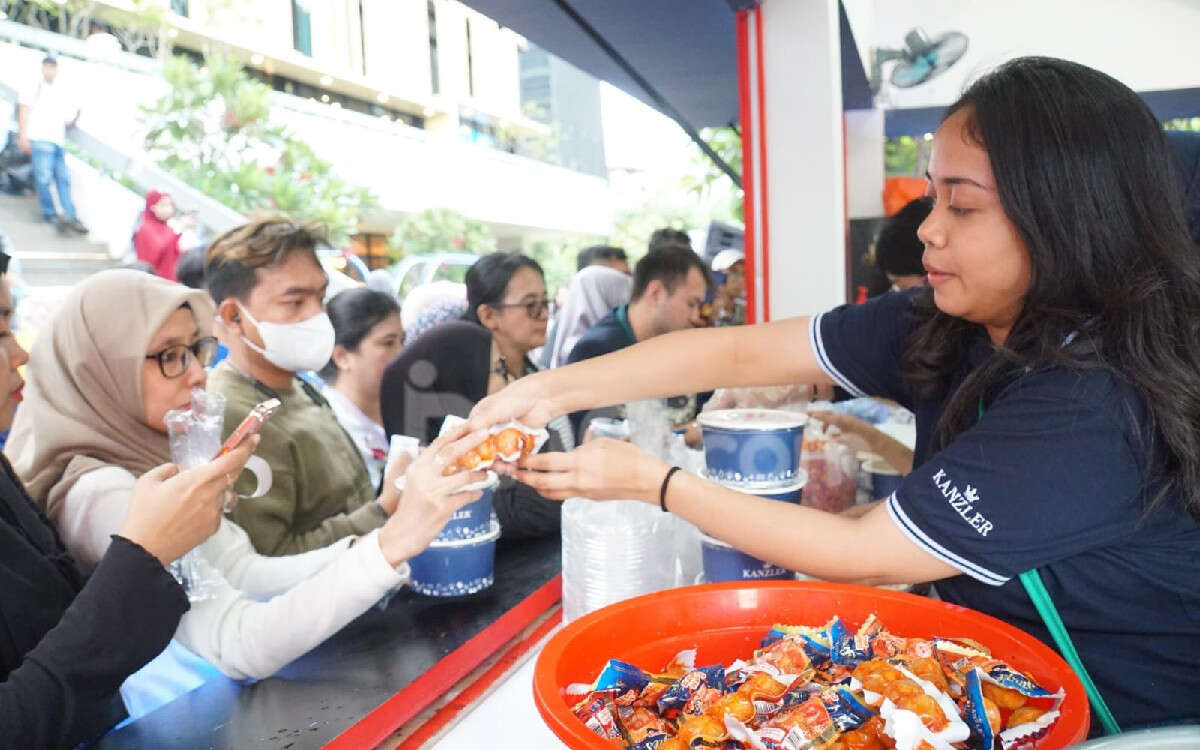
[[982, 681, 1027, 711], [675, 713, 727, 746], [439, 418, 548, 474], [709, 691, 756, 724], [755, 634, 815, 676], [1007, 706, 1047, 730], [830, 716, 893, 750], [571, 618, 1063, 750]]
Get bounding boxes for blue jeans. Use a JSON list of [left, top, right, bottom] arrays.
[[30, 140, 75, 220]]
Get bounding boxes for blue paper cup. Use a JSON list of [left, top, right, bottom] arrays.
[[864, 459, 903, 500], [698, 409, 806, 488], [699, 532, 793, 582], [436, 471, 498, 541], [743, 473, 807, 503], [409, 520, 501, 597]]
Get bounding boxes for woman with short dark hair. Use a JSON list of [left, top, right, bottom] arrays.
[[381, 252, 569, 539], [319, 288, 403, 488]]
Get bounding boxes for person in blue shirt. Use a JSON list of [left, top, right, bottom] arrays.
[[470, 57, 1200, 730], [566, 243, 710, 442]]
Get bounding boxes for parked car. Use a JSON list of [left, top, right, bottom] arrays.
[[389, 252, 477, 302], [316, 248, 368, 299]]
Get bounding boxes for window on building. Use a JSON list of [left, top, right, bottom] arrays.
[[169, 0, 189, 16], [427, 0, 440, 95], [355, 0, 367, 76], [465, 17, 474, 97], [292, 0, 312, 57]]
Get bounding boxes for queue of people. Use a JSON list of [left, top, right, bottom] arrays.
[[1, 53, 1198, 747]]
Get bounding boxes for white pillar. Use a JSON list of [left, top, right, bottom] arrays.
[[757, 0, 847, 319], [845, 108, 885, 219]]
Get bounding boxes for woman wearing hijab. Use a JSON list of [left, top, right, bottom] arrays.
[[133, 190, 190, 281], [0, 258, 259, 747], [8, 269, 488, 718], [381, 253, 570, 539], [400, 279, 468, 345], [546, 264, 632, 369]]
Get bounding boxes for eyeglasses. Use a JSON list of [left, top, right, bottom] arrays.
[[492, 297, 551, 319], [145, 337, 218, 378]]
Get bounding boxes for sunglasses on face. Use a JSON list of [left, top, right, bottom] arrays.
[[145, 337, 218, 378], [492, 297, 551, 319]]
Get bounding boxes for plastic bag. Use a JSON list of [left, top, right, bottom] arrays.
[[162, 389, 230, 603], [799, 418, 857, 513], [701, 385, 818, 414]]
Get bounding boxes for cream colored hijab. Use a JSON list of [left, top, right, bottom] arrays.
[[7, 269, 215, 519]]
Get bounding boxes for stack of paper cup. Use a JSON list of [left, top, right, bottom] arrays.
[[696, 409, 809, 583], [390, 433, 504, 598]]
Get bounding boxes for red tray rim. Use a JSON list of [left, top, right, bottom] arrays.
[[532, 580, 1091, 748]]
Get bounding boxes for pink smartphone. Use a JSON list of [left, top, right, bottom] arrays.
[[216, 398, 281, 457]]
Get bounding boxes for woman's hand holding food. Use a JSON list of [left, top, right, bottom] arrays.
[[119, 435, 260, 565], [378, 425, 489, 567], [469, 374, 559, 433], [374, 450, 415, 515], [514, 438, 669, 503]]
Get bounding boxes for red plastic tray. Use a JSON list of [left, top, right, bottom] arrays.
[[533, 581, 1090, 748]]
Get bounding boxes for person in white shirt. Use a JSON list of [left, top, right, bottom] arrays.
[[6, 269, 487, 719], [16, 56, 87, 234], [319, 287, 405, 488], [83, 23, 123, 60]]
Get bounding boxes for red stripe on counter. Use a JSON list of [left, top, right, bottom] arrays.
[[396, 604, 563, 749], [324, 574, 563, 750]]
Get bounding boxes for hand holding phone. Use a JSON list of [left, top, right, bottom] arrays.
[[217, 398, 281, 457]]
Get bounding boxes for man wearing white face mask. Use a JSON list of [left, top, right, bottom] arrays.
[[204, 218, 401, 555]]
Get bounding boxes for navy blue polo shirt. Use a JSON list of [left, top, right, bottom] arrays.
[[812, 290, 1200, 729], [568, 305, 710, 441]]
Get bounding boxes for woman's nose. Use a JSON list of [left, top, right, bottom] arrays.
[[186, 354, 208, 388], [917, 213, 943, 249], [8, 338, 28, 369]]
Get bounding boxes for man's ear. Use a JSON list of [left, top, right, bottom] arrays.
[[645, 279, 666, 306], [217, 298, 243, 337]]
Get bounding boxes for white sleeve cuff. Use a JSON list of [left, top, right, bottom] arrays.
[[356, 529, 411, 588], [808, 313, 867, 398], [886, 493, 1009, 587]]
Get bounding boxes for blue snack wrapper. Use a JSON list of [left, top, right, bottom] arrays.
[[657, 665, 726, 719], [595, 659, 653, 695], [760, 621, 836, 669], [962, 667, 997, 750], [831, 615, 883, 667]]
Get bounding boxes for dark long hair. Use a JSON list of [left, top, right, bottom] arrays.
[[901, 57, 1200, 517], [462, 252, 544, 324], [319, 287, 400, 382]]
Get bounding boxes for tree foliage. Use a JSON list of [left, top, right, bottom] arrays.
[[387, 208, 496, 261], [140, 55, 376, 245], [681, 126, 744, 222]]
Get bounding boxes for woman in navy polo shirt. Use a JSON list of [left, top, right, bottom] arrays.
[[469, 57, 1200, 730]]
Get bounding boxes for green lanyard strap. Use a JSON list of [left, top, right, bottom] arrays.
[[976, 400, 1121, 735], [1018, 569, 1121, 735]]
